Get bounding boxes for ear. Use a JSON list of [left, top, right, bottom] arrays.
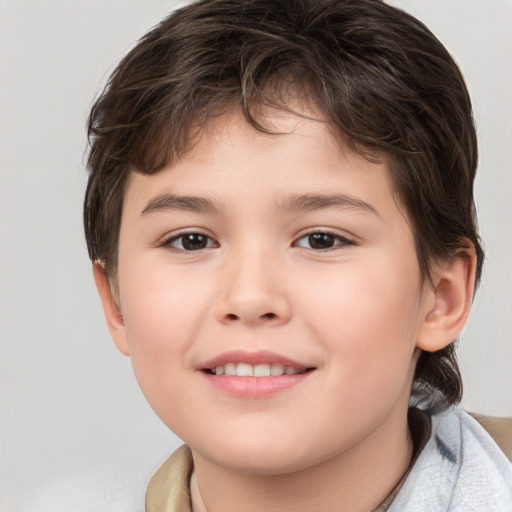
[[416, 245, 477, 352], [93, 262, 130, 356]]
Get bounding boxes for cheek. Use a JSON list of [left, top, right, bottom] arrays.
[[122, 261, 207, 341], [303, 258, 422, 391], [118, 267, 210, 396]]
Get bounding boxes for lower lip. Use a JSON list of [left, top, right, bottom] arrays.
[[201, 371, 313, 398]]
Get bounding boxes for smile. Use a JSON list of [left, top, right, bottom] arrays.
[[199, 350, 316, 397], [206, 362, 308, 377]]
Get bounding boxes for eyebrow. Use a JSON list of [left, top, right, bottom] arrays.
[[278, 193, 379, 216], [141, 194, 219, 216], [140, 192, 379, 218]]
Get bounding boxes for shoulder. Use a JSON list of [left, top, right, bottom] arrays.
[[389, 407, 512, 511], [145, 444, 194, 512], [469, 411, 512, 461], [447, 408, 512, 510], [23, 466, 147, 512]]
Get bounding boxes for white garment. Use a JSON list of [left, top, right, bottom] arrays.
[[389, 407, 512, 511], [23, 466, 146, 512]]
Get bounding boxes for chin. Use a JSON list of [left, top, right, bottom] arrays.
[[213, 452, 309, 476], [190, 430, 329, 476]]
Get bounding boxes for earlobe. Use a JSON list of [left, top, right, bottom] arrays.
[[92, 262, 130, 356], [416, 246, 476, 352]]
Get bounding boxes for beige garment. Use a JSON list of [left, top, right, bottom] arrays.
[[469, 413, 512, 461], [145, 413, 512, 512], [146, 445, 194, 512]]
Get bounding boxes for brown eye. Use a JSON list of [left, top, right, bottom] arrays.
[[181, 233, 209, 250], [164, 232, 215, 251], [295, 231, 353, 250], [307, 233, 336, 249]]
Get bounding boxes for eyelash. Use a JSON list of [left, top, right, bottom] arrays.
[[160, 229, 355, 253], [294, 230, 355, 251], [160, 231, 218, 252]]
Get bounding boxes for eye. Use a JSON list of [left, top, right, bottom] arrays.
[[162, 232, 217, 251], [295, 231, 353, 250]]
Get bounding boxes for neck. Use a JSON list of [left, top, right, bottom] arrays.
[[190, 408, 413, 512]]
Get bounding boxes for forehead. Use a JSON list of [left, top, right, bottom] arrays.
[[122, 105, 403, 225]]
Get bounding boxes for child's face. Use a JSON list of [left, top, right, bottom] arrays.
[[113, 106, 432, 474]]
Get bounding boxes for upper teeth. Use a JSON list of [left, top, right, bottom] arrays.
[[212, 363, 304, 377]]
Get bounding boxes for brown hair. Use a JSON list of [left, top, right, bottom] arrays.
[[84, 0, 483, 411]]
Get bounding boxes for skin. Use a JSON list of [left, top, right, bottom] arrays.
[[95, 106, 475, 511]]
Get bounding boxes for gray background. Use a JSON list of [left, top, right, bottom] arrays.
[[1, 0, 511, 510]]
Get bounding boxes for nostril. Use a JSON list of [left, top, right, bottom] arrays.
[[222, 311, 280, 323]]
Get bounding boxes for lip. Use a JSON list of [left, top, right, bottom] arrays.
[[201, 372, 312, 398], [198, 350, 316, 398], [199, 349, 311, 371]]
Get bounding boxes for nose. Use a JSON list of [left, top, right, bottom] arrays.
[[214, 247, 292, 327]]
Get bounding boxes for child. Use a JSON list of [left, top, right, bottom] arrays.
[[84, 0, 512, 510]]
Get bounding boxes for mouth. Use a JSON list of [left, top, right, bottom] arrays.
[[202, 362, 315, 377], [198, 350, 316, 396]]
